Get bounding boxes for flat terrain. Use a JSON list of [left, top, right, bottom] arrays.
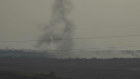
[[0, 58, 140, 79], [0, 71, 57, 79]]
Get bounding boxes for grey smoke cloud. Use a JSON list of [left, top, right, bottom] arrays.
[[36, 0, 74, 57]]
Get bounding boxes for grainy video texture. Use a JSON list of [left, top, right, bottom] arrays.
[[36, 0, 74, 58], [0, 0, 140, 79]]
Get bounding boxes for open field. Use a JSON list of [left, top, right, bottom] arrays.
[[0, 58, 140, 79]]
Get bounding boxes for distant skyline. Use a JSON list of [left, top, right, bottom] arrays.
[[0, 0, 140, 50]]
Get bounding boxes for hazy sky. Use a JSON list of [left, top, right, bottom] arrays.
[[0, 0, 140, 50]]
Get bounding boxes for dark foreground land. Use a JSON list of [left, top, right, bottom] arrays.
[[0, 58, 140, 79], [0, 71, 59, 79]]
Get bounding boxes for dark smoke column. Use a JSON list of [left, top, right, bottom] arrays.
[[37, 0, 74, 58]]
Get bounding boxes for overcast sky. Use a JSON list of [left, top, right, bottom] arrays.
[[0, 0, 140, 50]]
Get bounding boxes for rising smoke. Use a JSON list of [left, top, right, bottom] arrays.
[[36, 0, 75, 58]]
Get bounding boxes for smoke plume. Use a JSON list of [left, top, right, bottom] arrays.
[[36, 0, 75, 58]]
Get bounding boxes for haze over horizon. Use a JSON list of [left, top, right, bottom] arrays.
[[0, 0, 140, 51]]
